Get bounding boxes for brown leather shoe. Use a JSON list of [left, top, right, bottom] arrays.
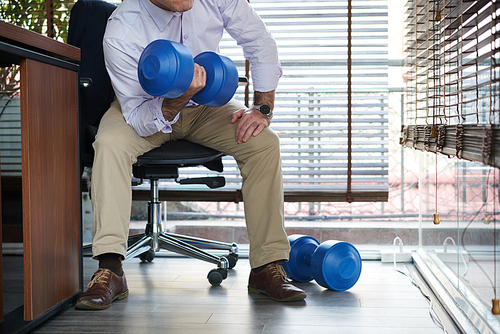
[[75, 268, 129, 310], [248, 263, 307, 302]]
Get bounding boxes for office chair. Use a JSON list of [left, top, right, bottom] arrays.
[[68, 0, 240, 286]]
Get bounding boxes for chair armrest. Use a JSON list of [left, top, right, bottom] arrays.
[[80, 77, 93, 88], [238, 76, 248, 86]]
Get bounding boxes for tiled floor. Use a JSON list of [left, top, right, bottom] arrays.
[[20, 254, 458, 334]]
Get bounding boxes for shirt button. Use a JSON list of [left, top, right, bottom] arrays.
[[184, 35, 188, 40]]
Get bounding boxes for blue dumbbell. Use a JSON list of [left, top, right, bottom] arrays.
[[281, 234, 362, 291], [138, 39, 238, 107]]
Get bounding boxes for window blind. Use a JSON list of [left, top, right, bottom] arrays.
[[168, 0, 389, 202], [402, 0, 500, 167], [0, 0, 390, 202], [0, 95, 20, 176]]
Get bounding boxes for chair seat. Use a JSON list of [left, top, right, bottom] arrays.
[[136, 140, 224, 166]]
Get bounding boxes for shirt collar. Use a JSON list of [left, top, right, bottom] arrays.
[[141, 0, 180, 32]]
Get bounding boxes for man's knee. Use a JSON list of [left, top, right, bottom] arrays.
[[236, 127, 281, 167], [93, 128, 116, 152], [93, 126, 134, 157], [253, 127, 280, 152]]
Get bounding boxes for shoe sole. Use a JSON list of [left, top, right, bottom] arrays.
[[248, 286, 306, 302], [75, 290, 129, 310]]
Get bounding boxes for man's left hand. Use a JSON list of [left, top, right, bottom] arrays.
[[231, 107, 271, 144]]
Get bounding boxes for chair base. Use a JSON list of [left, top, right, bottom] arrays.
[[126, 228, 238, 286], [125, 178, 238, 286], [83, 229, 239, 287], [83, 180, 238, 286]]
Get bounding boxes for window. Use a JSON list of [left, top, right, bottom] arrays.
[[173, 0, 390, 203]]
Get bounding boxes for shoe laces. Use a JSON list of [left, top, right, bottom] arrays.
[[270, 264, 288, 282], [87, 268, 108, 289]]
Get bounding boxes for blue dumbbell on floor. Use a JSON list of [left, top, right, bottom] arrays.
[[281, 234, 362, 291], [138, 39, 238, 107]]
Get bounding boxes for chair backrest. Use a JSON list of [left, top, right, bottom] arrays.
[[67, 0, 117, 160], [68, 0, 225, 180]]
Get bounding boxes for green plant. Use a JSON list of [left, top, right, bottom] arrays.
[[0, 0, 74, 97], [1, 0, 74, 41]]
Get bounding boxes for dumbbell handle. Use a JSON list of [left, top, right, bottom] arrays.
[[304, 253, 312, 267], [191, 51, 238, 107]]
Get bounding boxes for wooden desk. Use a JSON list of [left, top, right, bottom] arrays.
[[0, 20, 82, 332]]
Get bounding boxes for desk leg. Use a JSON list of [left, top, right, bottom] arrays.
[[20, 58, 80, 321]]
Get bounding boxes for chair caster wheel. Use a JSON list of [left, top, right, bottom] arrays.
[[207, 268, 227, 286], [139, 250, 155, 262], [227, 253, 238, 269]]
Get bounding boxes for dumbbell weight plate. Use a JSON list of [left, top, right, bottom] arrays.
[[193, 52, 238, 107], [281, 234, 320, 283], [311, 240, 362, 291], [138, 40, 195, 99]]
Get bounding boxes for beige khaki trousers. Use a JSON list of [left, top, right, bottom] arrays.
[[91, 99, 290, 268]]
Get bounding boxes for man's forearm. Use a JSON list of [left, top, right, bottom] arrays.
[[161, 63, 207, 121], [161, 94, 192, 121], [253, 90, 275, 111]]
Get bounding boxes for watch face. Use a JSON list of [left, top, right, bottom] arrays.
[[259, 105, 271, 115]]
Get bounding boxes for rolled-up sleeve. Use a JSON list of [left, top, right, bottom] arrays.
[[103, 37, 178, 137], [250, 63, 283, 92]]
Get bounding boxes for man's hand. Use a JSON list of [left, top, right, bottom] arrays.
[[187, 63, 207, 95], [161, 63, 206, 121], [231, 107, 271, 144]]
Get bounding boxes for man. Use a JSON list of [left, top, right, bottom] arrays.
[[75, 0, 306, 310]]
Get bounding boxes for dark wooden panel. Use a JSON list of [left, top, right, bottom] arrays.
[[129, 188, 389, 203], [20, 58, 80, 320], [0, 21, 80, 62]]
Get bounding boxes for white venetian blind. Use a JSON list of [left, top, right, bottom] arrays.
[[0, 95, 20, 176], [162, 0, 391, 202]]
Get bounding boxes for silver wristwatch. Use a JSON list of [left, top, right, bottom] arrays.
[[252, 104, 272, 116]]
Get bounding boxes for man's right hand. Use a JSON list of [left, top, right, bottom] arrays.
[[187, 63, 207, 96], [161, 63, 206, 121]]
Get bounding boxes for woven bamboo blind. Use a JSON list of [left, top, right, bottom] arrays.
[[403, 0, 500, 167]]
